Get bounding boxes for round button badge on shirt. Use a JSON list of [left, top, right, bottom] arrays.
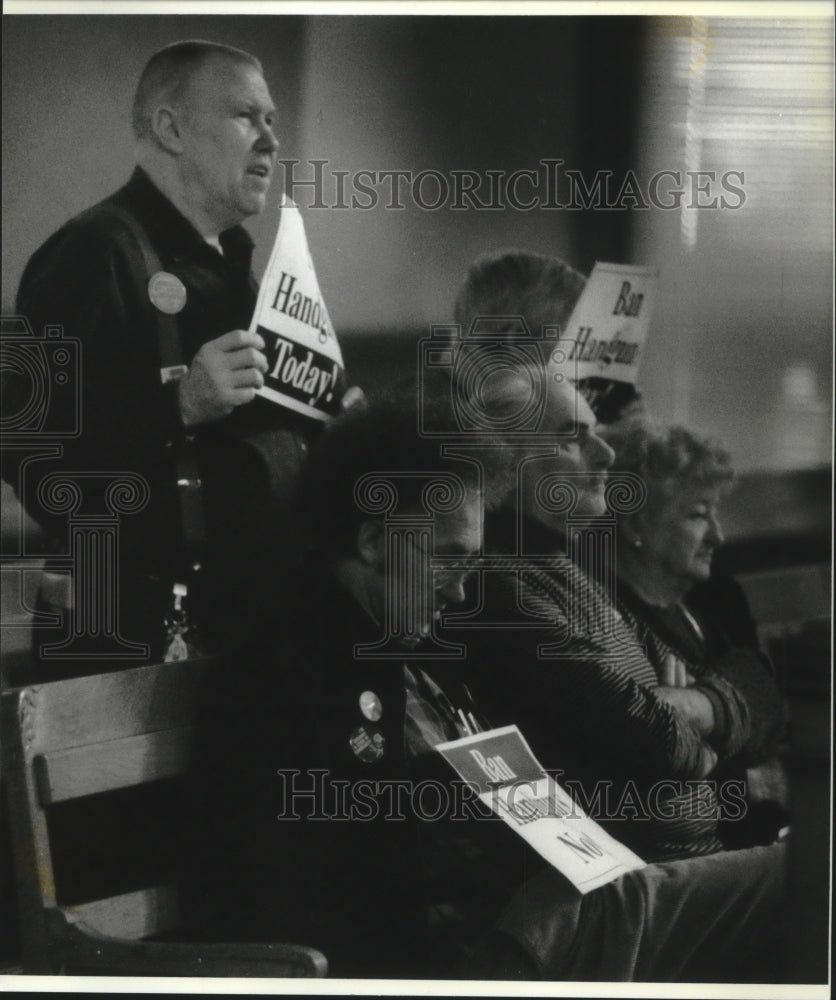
[[359, 690, 382, 722], [148, 271, 187, 314]]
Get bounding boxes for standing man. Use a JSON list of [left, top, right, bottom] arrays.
[[3, 41, 317, 674]]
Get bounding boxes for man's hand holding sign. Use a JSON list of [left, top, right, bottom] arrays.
[[178, 194, 352, 428], [178, 329, 269, 426]]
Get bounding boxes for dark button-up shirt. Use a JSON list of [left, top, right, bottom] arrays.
[[5, 168, 313, 657]]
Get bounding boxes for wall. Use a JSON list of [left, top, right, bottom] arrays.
[[632, 15, 833, 472], [291, 16, 586, 333], [2, 13, 832, 477], [1, 14, 306, 306], [2, 16, 598, 322]]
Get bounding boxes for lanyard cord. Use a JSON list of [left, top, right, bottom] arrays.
[[106, 206, 207, 583]]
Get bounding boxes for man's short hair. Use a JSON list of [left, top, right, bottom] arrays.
[[132, 40, 263, 141], [453, 251, 646, 425], [294, 390, 514, 564], [454, 249, 587, 340]]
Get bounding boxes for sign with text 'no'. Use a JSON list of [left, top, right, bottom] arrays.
[[251, 195, 345, 421], [436, 725, 646, 894]]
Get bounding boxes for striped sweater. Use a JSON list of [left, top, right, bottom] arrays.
[[455, 541, 739, 861]]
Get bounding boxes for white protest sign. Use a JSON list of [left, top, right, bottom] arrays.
[[551, 262, 658, 386], [436, 725, 645, 894], [251, 195, 345, 421]]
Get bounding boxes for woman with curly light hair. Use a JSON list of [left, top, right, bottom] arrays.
[[601, 417, 788, 847]]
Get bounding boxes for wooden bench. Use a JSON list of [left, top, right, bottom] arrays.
[[0, 659, 327, 977]]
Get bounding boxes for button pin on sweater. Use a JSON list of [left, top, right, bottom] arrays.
[[349, 724, 385, 762]]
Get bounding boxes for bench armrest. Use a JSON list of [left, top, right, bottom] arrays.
[[49, 911, 328, 977]]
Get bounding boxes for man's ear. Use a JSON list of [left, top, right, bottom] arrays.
[[357, 519, 385, 569], [150, 106, 185, 155]]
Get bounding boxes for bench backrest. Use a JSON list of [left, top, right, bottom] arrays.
[[1, 659, 209, 971]]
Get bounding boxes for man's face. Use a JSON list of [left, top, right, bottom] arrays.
[[520, 378, 615, 532], [176, 57, 278, 232], [367, 493, 483, 647]]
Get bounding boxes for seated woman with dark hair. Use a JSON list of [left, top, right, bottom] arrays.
[[600, 418, 789, 846]]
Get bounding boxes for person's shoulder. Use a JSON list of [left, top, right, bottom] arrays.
[[687, 572, 754, 627], [22, 182, 137, 275], [687, 571, 759, 651], [69, 191, 141, 249], [16, 181, 152, 322], [194, 638, 312, 753], [523, 555, 576, 608], [472, 558, 571, 636], [210, 595, 331, 709]]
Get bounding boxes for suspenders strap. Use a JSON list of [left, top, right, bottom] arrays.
[[107, 206, 207, 574]]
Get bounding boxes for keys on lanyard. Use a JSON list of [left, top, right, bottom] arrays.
[[163, 582, 201, 662]]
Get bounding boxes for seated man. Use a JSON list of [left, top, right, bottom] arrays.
[[453, 249, 644, 423], [180, 396, 512, 977], [181, 393, 787, 981], [446, 365, 781, 863]]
